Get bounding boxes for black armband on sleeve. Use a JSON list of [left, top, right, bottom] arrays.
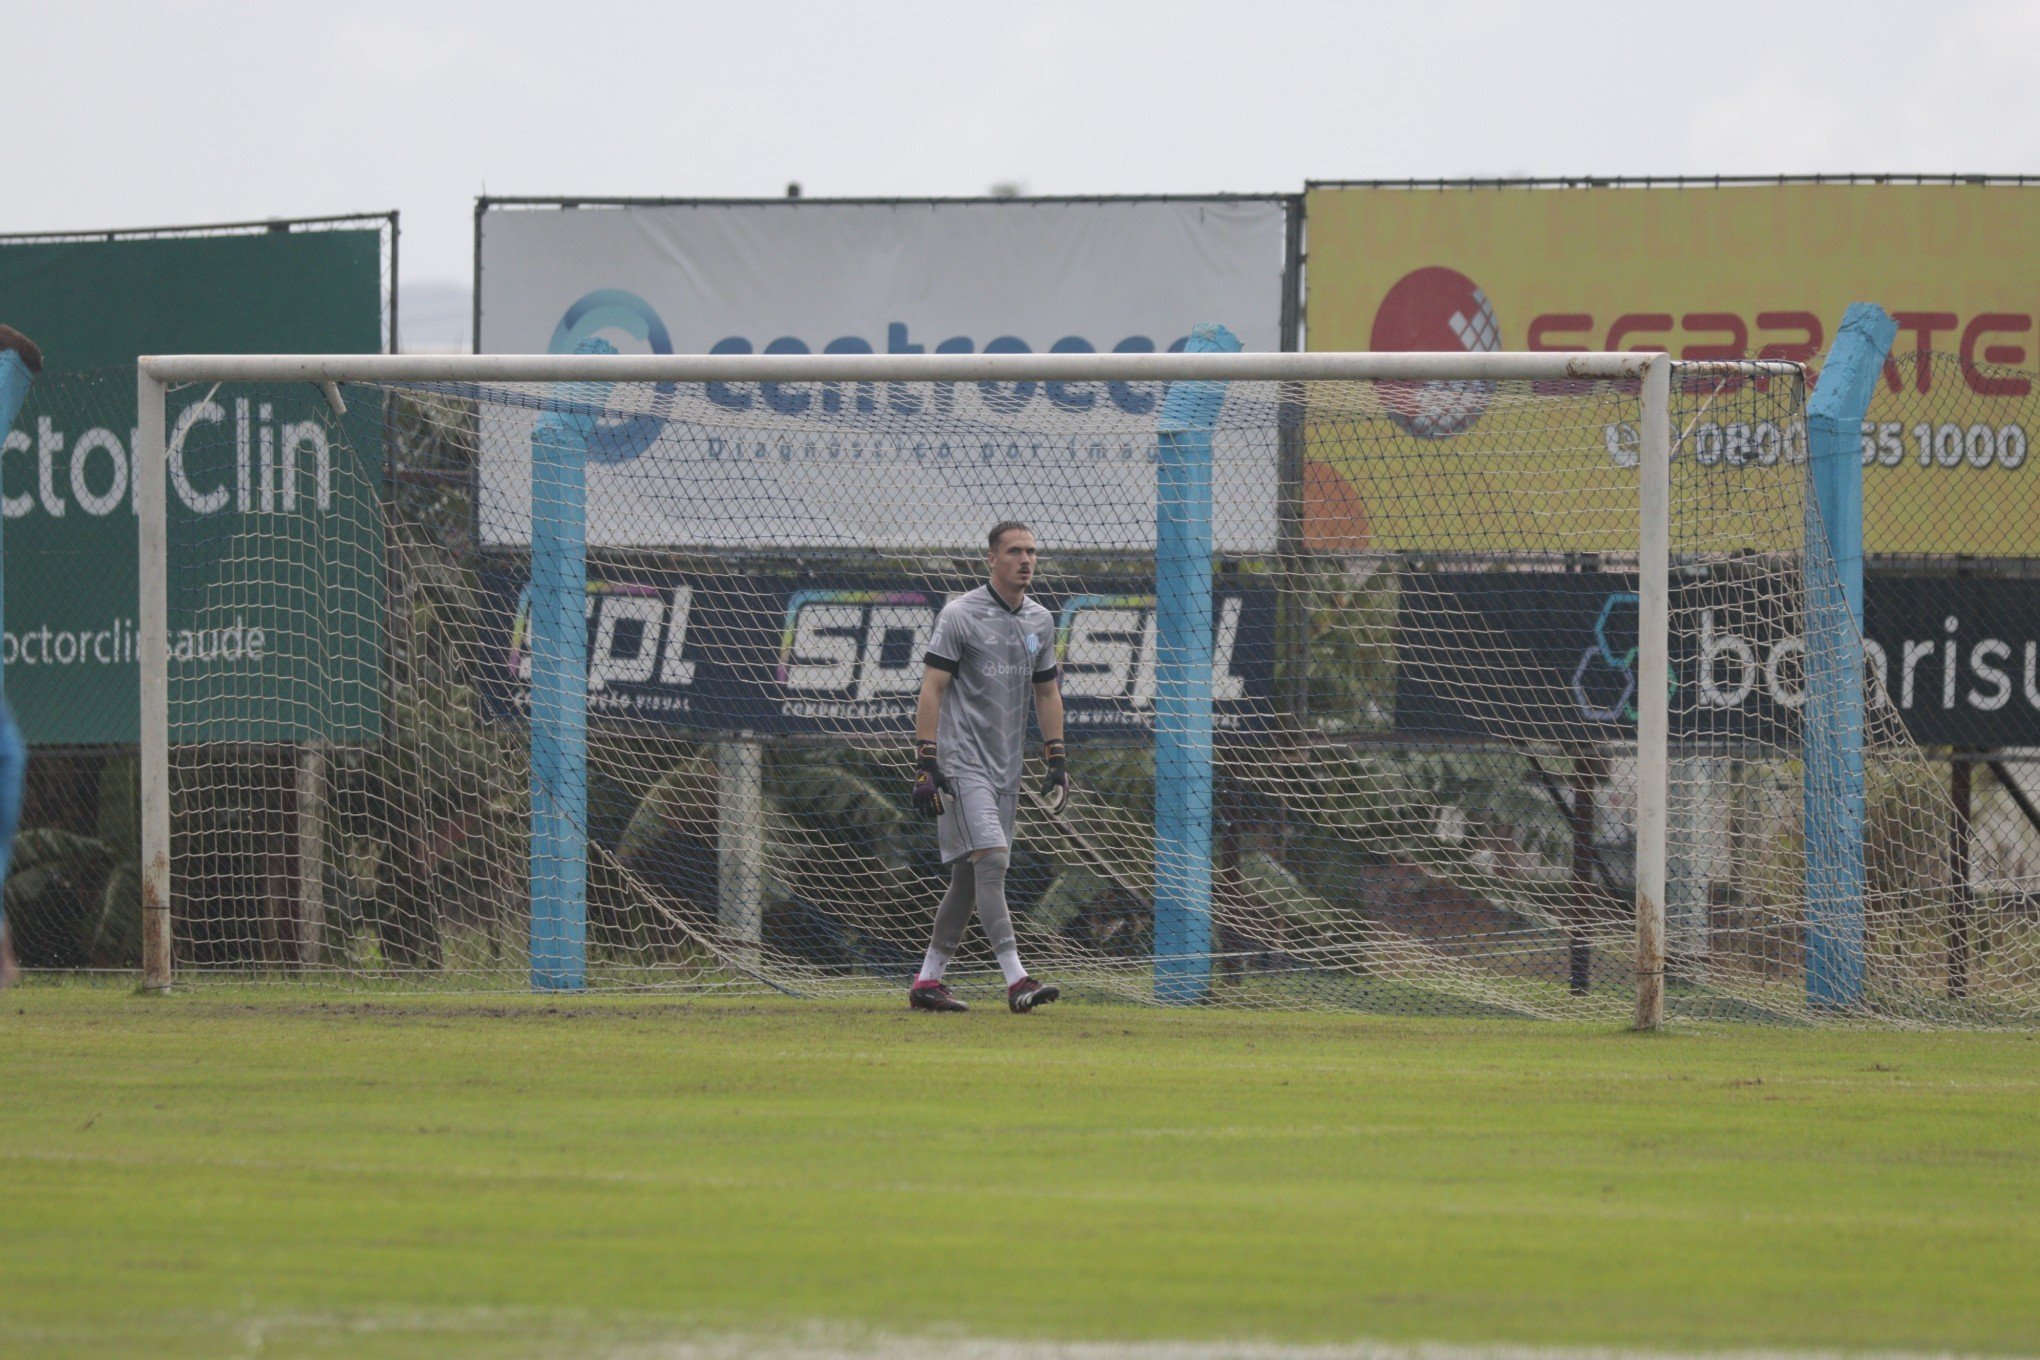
[[924, 652, 961, 675], [1031, 664, 1059, 684]]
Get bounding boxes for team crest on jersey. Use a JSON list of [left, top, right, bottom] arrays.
[[1024, 633, 1040, 657]]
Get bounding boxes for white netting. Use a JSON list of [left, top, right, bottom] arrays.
[[129, 358, 2039, 1024]]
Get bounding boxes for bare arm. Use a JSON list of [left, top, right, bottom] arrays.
[[1033, 679, 1064, 746], [916, 665, 952, 747]]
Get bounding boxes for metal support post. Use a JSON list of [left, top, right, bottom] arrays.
[[137, 368, 173, 991], [1568, 749, 1602, 997], [1633, 356, 1671, 1030], [717, 737, 764, 970], [297, 743, 327, 967], [1949, 754, 1973, 1000], [1666, 755, 1721, 983], [1273, 198, 1310, 725]]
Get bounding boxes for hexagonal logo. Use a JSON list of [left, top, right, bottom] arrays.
[[1569, 592, 1675, 724]]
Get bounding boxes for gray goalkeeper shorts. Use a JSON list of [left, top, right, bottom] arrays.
[[938, 778, 1018, 864]]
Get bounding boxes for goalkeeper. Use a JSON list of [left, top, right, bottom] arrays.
[[0, 326, 41, 988], [908, 521, 1067, 1014]]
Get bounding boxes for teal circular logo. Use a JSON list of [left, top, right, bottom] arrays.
[[548, 290, 674, 463]]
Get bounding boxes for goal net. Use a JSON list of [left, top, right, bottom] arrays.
[[129, 345, 2040, 1026]]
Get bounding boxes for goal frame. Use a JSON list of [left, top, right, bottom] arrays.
[[133, 349, 1798, 1026]]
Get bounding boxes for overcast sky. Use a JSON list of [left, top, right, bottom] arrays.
[[10, 0, 2038, 345]]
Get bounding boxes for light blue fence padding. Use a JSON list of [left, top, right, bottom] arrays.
[[1153, 322, 1239, 1004], [0, 350, 28, 430], [1804, 303, 1897, 1010], [0, 349, 30, 682], [529, 337, 616, 991], [0, 704, 22, 890], [0, 351, 30, 908], [0, 351, 28, 431]]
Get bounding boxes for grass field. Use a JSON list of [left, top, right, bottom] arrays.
[[3, 982, 2037, 1360]]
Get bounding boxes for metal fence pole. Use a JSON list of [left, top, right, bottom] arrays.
[[1633, 355, 1671, 1031], [136, 367, 173, 991]]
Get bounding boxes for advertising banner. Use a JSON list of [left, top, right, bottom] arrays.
[[477, 562, 1276, 738], [476, 198, 1294, 553], [1304, 182, 2040, 555], [1396, 570, 2040, 751], [0, 225, 387, 743]]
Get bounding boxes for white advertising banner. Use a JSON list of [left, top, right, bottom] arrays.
[[476, 198, 1291, 552]]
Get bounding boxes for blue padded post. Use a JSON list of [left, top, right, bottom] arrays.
[[529, 337, 614, 990], [1804, 303, 1896, 1010], [1153, 323, 1239, 1004], [0, 352, 31, 897], [0, 349, 31, 686]]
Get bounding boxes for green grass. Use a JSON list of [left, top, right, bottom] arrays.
[[3, 983, 2037, 1359]]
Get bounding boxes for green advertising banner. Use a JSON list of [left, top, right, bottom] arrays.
[[0, 223, 387, 744]]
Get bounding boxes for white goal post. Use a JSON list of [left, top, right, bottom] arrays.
[[134, 348, 1809, 1027]]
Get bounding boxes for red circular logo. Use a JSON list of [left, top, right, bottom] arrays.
[[1370, 266, 1500, 439]]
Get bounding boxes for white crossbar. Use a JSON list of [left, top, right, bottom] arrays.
[[137, 351, 1800, 385]]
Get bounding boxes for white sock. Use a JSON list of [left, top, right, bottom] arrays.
[[917, 947, 951, 984], [996, 948, 1029, 986]]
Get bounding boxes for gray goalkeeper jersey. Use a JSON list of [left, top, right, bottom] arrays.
[[925, 585, 1059, 792]]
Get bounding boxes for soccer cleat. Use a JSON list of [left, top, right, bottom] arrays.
[[909, 979, 968, 1012], [1007, 977, 1060, 1013]]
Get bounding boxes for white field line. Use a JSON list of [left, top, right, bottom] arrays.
[[586, 1338, 2033, 1360], [11, 1312, 2020, 1360], [594, 1342, 2031, 1360]]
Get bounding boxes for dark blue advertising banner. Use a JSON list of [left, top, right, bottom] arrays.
[[1396, 570, 2040, 751], [478, 562, 1276, 737], [1859, 575, 2040, 748]]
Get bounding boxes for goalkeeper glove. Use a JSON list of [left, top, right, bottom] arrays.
[[911, 741, 950, 820], [1040, 738, 1070, 814]]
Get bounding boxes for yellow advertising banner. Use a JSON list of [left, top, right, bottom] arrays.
[[1303, 182, 2040, 555]]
